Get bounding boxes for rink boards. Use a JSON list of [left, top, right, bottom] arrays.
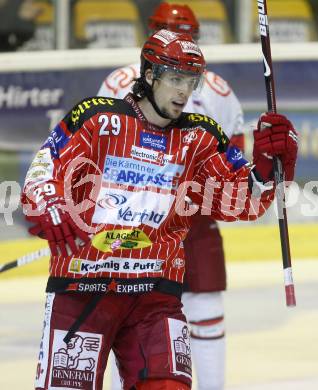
[[0, 223, 317, 280], [0, 57, 318, 183]]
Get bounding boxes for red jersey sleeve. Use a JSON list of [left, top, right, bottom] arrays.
[[21, 106, 93, 214], [190, 131, 274, 222]]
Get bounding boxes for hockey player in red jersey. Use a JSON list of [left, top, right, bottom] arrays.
[[22, 29, 297, 390], [98, 3, 245, 389]]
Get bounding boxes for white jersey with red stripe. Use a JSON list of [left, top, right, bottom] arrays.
[[22, 94, 272, 294], [97, 63, 244, 139]]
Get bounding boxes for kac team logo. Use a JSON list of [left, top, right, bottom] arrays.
[[183, 129, 198, 144], [172, 258, 185, 269]]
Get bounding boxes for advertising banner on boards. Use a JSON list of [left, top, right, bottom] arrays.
[[0, 61, 317, 181]]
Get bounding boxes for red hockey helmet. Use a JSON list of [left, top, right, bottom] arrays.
[[141, 29, 205, 80], [135, 30, 205, 118], [148, 2, 200, 40]]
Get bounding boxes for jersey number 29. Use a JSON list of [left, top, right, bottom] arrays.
[[98, 114, 121, 136]]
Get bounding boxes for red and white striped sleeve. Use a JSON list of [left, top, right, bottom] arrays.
[[190, 135, 274, 222], [21, 108, 93, 212]]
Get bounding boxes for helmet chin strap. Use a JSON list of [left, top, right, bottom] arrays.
[[141, 77, 173, 120]]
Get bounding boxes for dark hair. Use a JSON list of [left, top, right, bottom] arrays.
[[132, 57, 153, 99], [132, 77, 147, 99]]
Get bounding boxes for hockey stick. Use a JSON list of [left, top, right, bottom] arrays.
[[257, 0, 296, 306], [0, 247, 50, 274]]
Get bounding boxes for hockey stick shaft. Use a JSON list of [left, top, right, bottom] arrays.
[[0, 247, 50, 274], [257, 0, 296, 306]]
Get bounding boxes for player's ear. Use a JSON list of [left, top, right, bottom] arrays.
[[145, 69, 153, 85]]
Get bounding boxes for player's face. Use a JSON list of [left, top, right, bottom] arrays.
[[153, 70, 198, 119]]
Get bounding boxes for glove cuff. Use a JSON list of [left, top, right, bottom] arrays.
[[248, 168, 274, 197]]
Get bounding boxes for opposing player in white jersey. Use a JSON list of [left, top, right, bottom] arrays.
[[98, 3, 244, 390]]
